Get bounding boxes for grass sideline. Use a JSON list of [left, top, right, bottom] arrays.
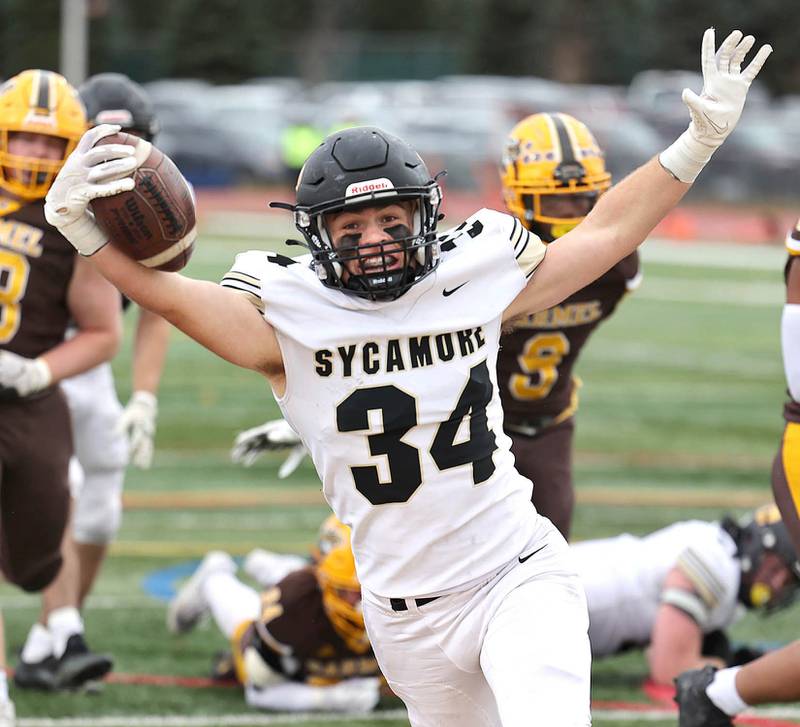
[[2, 229, 798, 726]]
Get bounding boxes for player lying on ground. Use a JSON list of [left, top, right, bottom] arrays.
[[44, 29, 771, 727], [248, 506, 800, 688], [167, 516, 381, 713]]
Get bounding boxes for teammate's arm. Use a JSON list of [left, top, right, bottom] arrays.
[[131, 307, 170, 394], [504, 29, 771, 321], [115, 306, 171, 469], [648, 568, 725, 685]]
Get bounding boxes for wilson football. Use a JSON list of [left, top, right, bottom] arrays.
[[89, 132, 196, 272]]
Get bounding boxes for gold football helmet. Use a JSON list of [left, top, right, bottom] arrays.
[[312, 512, 350, 563], [500, 112, 611, 242], [315, 516, 369, 654], [0, 70, 87, 200]]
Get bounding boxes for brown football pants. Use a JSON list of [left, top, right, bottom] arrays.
[[772, 421, 800, 556], [506, 418, 575, 540], [0, 388, 72, 591]]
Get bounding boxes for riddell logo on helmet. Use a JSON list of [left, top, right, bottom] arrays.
[[345, 178, 395, 197]]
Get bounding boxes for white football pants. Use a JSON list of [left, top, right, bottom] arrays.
[[362, 516, 591, 727], [61, 362, 129, 544]]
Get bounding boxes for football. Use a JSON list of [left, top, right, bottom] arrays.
[[89, 132, 196, 272]]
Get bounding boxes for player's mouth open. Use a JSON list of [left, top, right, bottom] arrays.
[[360, 253, 401, 273]]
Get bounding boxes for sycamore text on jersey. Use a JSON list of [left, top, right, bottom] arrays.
[[314, 327, 487, 378]]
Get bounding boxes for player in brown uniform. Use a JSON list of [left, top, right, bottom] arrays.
[[771, 219, 800, 553], [498, 112, 640, 537], [167, 515, 382, 713], [0, 70, 121, 697], [674, 219, 800, 727], [229, 112, 638, 542]]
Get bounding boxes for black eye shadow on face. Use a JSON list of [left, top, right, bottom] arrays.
[[338, 233, 361, 251], [386, 224, 411, 240]]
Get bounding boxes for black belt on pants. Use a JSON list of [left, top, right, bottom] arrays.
[[390, 596, 440, 612]]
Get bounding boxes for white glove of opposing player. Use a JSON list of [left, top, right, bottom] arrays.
[[231, 418, 308, 477], [116, 390, 158, 469], [0, 351, 51, 397], [44, 124, 139, 255], [659, 28, 772, 183]]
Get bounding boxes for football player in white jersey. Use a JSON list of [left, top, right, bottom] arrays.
[[43, 29, 770, 726], [574, 505, 800, 685]]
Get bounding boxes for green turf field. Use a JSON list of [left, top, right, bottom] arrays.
[[3, 223, 799, 727]]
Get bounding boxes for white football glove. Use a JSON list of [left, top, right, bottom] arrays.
[[44, 124, 139, 255], [0, 351, 51, 397], [659, 28, 772, 183], [116, 390, 158, 469], [231, 418, 308, 477]]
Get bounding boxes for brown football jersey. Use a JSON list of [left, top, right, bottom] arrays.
[[499, 251, 639, 425], [0, 199, 75, 358], [784, 252, 800, 424], [239, 566, 378, 685]]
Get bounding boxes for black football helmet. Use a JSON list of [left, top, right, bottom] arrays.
[[722, 504, 800, 612], [78, 73, 158, 141], [273, 126, 443, 301]]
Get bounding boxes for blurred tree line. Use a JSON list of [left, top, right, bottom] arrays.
[[1, 0, 798, 93]]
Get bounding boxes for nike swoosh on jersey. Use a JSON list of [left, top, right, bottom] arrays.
[[519, 544, 548, 564], [442, 281, 469, 297]]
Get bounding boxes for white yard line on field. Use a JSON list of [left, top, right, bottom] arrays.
[[15, 705, 800, 726]]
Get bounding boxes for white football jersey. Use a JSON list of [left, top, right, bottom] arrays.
[[570, 521, 742, 657], [222, 209, 546, 596]]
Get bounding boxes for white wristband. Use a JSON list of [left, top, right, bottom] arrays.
[[658, 128, 718, 184], [30, 357, 53, 392], [58, 212, 109, 257], [706, 666, 748, 716]]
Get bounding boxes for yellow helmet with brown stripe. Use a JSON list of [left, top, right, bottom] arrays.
[[0, 69, 87, 200], [500, 112, 611, 242], [314, 516, 369, 654]]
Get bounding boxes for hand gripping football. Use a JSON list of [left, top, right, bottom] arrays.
[[89, 132, 196, 271]]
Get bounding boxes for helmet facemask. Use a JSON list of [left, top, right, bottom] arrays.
[[296, 185, 442, 302], [726, 506, 800, 613], [0, 132, 72, 200], [314, 520, 369, 654], [0, 70, 86, 201], [500, 112, 611, 243], [275, 126, 444, 302]]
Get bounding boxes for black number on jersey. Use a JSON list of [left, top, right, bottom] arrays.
[[337, 386, 422, 505], [430, 359, 496, 483], [335, 360, 497, 505], [438, 218, 485, 252], [266, 253, 298, 268]]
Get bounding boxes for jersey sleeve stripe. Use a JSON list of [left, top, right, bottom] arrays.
[[787, 228, 800, 256], [221, 274, 261, 295], [223, 271, 261, 286], [514, 235, 530, 260], [677, 549, 725, 608], [221, 281, 265, 312]]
